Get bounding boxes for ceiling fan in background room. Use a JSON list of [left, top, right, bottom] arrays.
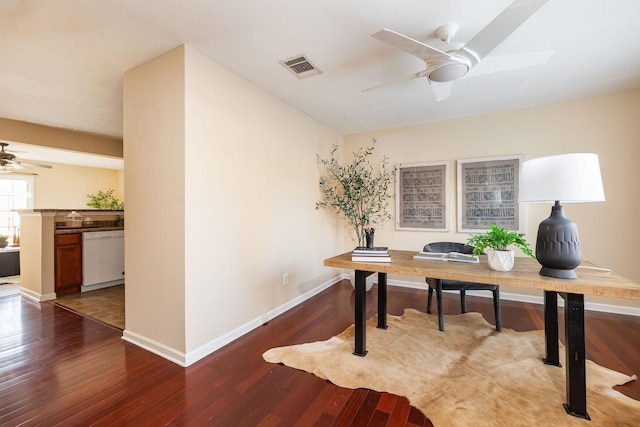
[[367, 0, 553, 101], [0, 142, 52, 174]]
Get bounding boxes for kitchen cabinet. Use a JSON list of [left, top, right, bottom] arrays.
[[55, 233, 82, 296]]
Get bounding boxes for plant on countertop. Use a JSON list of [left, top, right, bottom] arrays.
[[467, 222, 534, 257], [316, 139, 395, 247], [87, 189, 124, 226], [86, 189, 124, 210]]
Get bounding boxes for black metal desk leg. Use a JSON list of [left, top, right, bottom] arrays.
[[563, 293, 590, 420], [353, 270, 368, 357], [543, 290, 561, 367], [377, 273, 388, 330]]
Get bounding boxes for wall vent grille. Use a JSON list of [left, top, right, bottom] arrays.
[[279, 55, 322, 79]]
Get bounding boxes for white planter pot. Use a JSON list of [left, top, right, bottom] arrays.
[[486, 248, 515, 272]]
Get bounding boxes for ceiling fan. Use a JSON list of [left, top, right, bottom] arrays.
[[0, 142, 52, 173], [368, 0, 552, 101]]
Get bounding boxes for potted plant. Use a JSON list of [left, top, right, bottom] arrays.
[[87, 189, 125, 226], [466, 222, 534, 271], [316, 140, 395, 248], [0, 235, 8, 248]]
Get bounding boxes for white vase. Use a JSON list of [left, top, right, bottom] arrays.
[[486, 248, 515, 272]]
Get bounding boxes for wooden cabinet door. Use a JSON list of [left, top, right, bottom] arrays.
[[55, 233, 82, 296]]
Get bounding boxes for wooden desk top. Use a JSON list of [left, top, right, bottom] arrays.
[[324, 250, 640, 300]]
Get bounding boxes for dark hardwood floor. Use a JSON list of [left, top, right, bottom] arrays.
[[1, 280, 639, 426]]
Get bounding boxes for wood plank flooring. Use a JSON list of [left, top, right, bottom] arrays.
[[1, 280, 639, 426]]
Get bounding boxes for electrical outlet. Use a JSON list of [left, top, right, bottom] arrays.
[[282, 273, 289, 286]]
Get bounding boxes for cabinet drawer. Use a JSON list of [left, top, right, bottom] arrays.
[[56, 233, 81, 245]]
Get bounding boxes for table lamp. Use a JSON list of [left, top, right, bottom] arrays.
[[518, 153, 605, 279]]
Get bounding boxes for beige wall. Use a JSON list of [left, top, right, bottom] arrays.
[[123, 45, 187, 357], [123, 45, 340, 364], [0, 117, 122, 157], [0, 117, 123, 207], [344, 89, 640, 308], [33, 162, 122, 208]]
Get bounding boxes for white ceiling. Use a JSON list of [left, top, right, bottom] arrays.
[[0, 0, 639, 167]]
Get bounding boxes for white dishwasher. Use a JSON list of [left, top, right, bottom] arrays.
[[82, 230, 125, 291]]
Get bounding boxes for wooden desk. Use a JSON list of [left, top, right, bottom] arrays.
[[324, 249, 640, 420]]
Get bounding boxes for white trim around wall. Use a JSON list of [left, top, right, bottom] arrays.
[[19, 287, 56, 302], [122, 275, 339, 367]]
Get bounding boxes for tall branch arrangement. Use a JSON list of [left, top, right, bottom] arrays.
[[316, 140, 395, 247]]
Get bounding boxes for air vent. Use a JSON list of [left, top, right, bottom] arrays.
[[279, 54, 322, 79]]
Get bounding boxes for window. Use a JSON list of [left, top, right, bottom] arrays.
[[0, 175, 34, 239]]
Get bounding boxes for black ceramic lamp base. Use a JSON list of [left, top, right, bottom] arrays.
[[540, 266, 578, 280], [535, 202, 581, 279]]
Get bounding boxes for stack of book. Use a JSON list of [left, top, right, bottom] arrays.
[[351, 246, 391, 262]]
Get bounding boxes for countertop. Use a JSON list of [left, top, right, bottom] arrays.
[[55, 226, 124, 235], [17, 209, 124, 213]]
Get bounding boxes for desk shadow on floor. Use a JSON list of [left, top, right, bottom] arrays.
[[54, 285, 125, 330]]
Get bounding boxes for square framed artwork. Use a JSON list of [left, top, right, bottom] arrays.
[[396, 161, 449, 231], [457, 155, 524, 233]]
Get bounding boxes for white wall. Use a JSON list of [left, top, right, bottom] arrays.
[[123, 45, 341, 365], [344, 89, 640, 308]]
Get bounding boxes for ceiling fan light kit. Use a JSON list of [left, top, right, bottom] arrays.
[[428, 59, 471, 83], [370, 0, 549, 100]]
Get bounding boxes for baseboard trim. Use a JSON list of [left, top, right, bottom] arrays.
[[19, 287, 56, 302], [122, 275, 339, 367], [122, 330, 187, 366]]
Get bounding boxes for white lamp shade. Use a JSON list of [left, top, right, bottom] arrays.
[[519, 153, 605, 203]]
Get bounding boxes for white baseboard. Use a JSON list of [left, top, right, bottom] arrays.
[[81, 280, 124, 292], [122, 330, 187, 366], [122, 275, 338, 367], [19, 287, 56, 302]]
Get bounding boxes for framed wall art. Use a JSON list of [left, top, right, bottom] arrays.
[[396, 161, 449, 231], [457, 155, 524, 233]]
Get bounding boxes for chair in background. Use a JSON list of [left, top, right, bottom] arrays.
[[423, 242, 501, 332]]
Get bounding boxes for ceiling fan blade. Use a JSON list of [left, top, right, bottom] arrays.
[[361, 71, 425, 93], [428, 81, 454, 101], [467, 50, 554, 77], [372, 28, 450, 60], [13, 160, 52, 169], [461, 0, 548, 62]]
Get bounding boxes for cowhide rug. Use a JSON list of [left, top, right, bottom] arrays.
[[263, 309, 640, 426]]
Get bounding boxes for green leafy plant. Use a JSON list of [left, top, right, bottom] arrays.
[[86, 189, 124, 210], [467, 222, 534, 258], [316, 140, 395, 247], [0, 235, 8, 241]]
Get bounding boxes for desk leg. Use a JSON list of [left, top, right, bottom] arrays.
[[377, 272, 388, 330], [563, 293, 590, 420], [353, 270, 369, 357], [543, 291, 561, 367]]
